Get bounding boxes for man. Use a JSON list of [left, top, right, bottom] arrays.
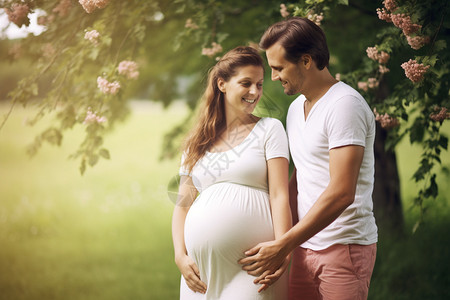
[[238, 17, 378, 300]]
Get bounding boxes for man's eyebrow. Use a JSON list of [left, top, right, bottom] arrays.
[[270, 65, 282, 70]]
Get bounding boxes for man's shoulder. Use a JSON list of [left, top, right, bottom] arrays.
[[331, 82, 365, 101]]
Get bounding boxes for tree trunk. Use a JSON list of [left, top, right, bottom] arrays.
[[373, 123, 404, 236]]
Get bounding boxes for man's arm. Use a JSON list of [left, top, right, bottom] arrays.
[[239, 145, 365, 280]]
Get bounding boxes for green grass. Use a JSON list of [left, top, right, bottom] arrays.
[[0, 101, 449, 300], [0, 101, 185, 300]]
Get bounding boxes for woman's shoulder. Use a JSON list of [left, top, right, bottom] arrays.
[[259, 117, 284, 128], [257, 117, 286, 136]]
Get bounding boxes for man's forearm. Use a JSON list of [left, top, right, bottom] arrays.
[[279, 185, 353, 253]]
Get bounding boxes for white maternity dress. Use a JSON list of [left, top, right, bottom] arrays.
[[179, 117, 289, 300]]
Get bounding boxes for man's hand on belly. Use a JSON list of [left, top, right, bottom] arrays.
[[238, 240, 288, 290]]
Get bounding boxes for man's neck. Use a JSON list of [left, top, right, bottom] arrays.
[[303, 68, 338, 105]]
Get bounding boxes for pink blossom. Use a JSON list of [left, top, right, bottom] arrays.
[[79, 0, 96, 13], [97, 76, 121, 95], [374, 108, 400, 129], [401, 59, 430, 83], [280, 4, 290, 18], [366, 47, 379, 61], [37, 16, 48, 26], [335, 73, 341, 81], [358, 82, 368, 92], [84, 30, 100, 46], [185, 18, 199, 29], [391, 13, 421, 35], [41, 43, 56, 58], [79, 0, 108, 13], [94, 0, 109, 9], [368, 78, 379, 89], [366, 46, 390, 64], [383, 0, 397, 12], [406, 35, 430, 50], [4, 3, 29, 27], [307, 11, 324, 26], [118, 60, 139, 80], [430, 107, 449, 122], [38, 14, 56, 25], [202, 42, 223, 58], [83, 108, 107, 124], [376, 8, 392, 22], [379, 65, 390, 73], [53, 0, 72, 17], [378, 51, 389, 64]]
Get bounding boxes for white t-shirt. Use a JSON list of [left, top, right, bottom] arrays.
[[180, 117, 289, 193], [286, 81, 378, 250]]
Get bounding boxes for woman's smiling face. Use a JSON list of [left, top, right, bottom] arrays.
[[218, 65, 264, 116]]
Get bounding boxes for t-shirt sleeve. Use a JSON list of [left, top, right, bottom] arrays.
[[327, 96, 372, 150], [178, 152, 191, 176], [265, 118, 290, 161]]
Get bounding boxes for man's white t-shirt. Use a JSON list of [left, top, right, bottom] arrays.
[[286, 81, 378, 251]]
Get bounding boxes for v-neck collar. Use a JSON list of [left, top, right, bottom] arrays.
[[301, 81, 341, 123]]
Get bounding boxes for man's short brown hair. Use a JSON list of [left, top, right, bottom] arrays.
[[260, 17, 330, 70]]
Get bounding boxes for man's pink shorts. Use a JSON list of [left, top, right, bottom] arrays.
[[289, 243, 377, 300]]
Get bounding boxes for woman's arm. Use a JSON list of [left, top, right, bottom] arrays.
[[172, 175, 207, 294], [288, 166, 299, 225], [254, 157, 292, 292], [268, 157, 292, 240]]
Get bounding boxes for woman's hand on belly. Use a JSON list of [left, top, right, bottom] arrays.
[[175, 254, 207, 294]]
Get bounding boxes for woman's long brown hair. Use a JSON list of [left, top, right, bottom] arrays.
[[182, 46, 264, 173]]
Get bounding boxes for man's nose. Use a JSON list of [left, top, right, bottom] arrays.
[[271, 69, 279, 81]]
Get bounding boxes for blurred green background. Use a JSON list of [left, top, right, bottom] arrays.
[[1, 101, 449, 300]]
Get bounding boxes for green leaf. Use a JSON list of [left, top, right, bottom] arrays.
[[412, 219, 421, 233], [93, 136, 103, 148], [409, 120, 425, 143], [424, 174, 438, 198], [433, 40, 447, 52], [88, 47, 100, 61], [30, 83, 38, 96], [102, 36, 112, 47], [421, 55, 438, 67], [99, 148, 110, 159], [216, 32, 229, 44], [80, 159, 86, 175], [337, 0, 349, 5], [88, 154, 99, 167], [439, 135, 448, 150], [42, 128, 63, 146]]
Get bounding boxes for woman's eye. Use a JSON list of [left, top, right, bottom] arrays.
[[241, 82, 250, 87]]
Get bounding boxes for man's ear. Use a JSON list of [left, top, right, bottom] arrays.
[[217, 78, 226, 93], [301, 54, 313, 70]]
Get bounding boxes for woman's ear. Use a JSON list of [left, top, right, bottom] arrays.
[[217, 78, 226, 93]]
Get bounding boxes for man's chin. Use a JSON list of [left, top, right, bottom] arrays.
[[284, 88, 296, 96]]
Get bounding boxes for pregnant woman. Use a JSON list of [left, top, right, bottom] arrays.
[[172, 46, 291, 299]]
